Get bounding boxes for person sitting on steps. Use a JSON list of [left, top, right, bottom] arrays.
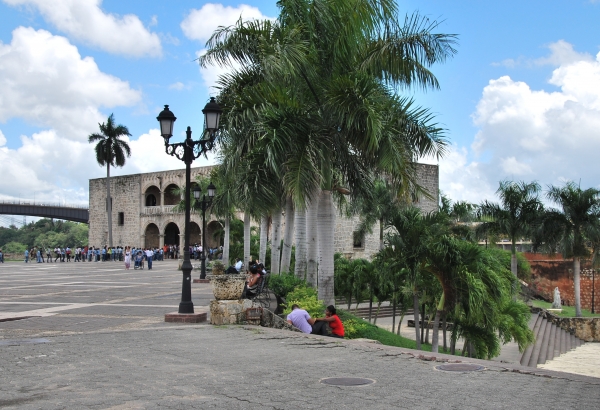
[[311, 305, 345, 338]]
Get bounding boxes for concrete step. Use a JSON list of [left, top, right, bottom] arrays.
[[537, 319, 553, 365], [559, 327, 566, 355], [528, 317, 548, 367], [546, 323, 557, 362], [553, 325, 561, 359], [520, 313, 542, 366]]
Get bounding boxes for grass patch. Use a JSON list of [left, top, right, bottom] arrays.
[[339, 310, 432, 351], [530, 299, 600, 318]]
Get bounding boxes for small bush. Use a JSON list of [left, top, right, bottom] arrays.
[[282, 285, 325, 318], [267, 272, 305, 298]]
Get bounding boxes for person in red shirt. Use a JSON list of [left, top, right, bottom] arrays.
[[312, 305, 344, 338]]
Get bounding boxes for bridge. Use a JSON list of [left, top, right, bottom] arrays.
[[0, 201, 89, 223]]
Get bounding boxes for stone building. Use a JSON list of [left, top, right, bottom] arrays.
[[88, 163, 438, 260]]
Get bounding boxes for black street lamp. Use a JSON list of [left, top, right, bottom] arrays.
[[156, 98, 222, 314], [193, 182, 216, 280]]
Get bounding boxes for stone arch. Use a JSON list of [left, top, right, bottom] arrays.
[[164, 222, 181, 246], [163, 183, 181, 205], [144, 185, 160, 206], [206, 220, 223, 249], [144, 223, 160, 248], [189, 222, 201, 245]]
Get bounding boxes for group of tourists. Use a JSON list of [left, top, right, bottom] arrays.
[[191, 244, 223, 260]]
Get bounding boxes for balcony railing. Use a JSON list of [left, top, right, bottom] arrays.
[[142, 205, 179, 215]]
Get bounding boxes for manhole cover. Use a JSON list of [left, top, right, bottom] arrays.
[[0, 338, 51, 346], [435, 363, 485, 372], [320, 377, 375, 386]]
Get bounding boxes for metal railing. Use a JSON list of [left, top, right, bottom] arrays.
[[0, 200, 88, 209]]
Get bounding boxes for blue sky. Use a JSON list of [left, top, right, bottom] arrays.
[[0, 0, 599, 213]]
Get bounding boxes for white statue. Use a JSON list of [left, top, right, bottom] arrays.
[[552, 287, 561, 309]]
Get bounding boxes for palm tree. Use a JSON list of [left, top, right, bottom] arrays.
[[88, 114, 131, 248], [546, 182, 600, 317], [385, 206, 448, 349], [201, 0, 455, 305], [478, 181, 542, 278]]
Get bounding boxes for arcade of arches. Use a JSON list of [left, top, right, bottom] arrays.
[[143, 184, 182, 208], [143, 221, 221, 249]]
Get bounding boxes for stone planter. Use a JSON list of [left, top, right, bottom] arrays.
[[207, 274, 246, 300]]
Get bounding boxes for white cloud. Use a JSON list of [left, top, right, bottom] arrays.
[[492, 40, 594, 69], [3, 0, 161, 57], [169, 82, 185, 91], [0, 129, 6, 146], [534, 40, 594, 66], [0, 27, 141, 140], [180, 3, 270, 43], [181, 4, 273, 92], [0, 127, 218, 205], [445, 42, 600, 203]]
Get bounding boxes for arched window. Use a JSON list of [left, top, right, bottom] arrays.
[[146, 194, 157, 207]]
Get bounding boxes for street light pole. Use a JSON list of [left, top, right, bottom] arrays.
[[194, 183, 216, 280], [157, 99, 222, 315]]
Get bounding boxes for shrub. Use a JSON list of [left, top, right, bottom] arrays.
[[267, 272, 305, 298], [282, 285, 325, 318]]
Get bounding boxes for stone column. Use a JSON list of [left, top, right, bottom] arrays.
[[160, 190, 165, 208], [159, 234, 165, 248]]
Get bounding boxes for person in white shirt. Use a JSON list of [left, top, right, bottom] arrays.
[[145, 248, 154, 270]]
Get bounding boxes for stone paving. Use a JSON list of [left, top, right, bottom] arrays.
[[1, 260, 600, 409]]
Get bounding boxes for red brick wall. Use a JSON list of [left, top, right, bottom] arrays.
[[525, 253, 600, 312]]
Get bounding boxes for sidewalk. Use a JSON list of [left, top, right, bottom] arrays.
[[2, 261, 600, 408]]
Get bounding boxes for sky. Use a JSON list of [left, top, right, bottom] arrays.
[[0, 0, 599, 218]]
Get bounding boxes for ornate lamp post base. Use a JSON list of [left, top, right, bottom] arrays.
[[164, 311, 207, 323]]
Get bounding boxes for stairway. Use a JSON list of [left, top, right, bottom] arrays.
[[520, 311, 585, 367]]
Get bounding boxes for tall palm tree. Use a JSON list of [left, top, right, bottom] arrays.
[[546, 182, 600, 317], [88, 114, 131, 248], [201, 0, 455, 305], [478, 181, 542, 278]]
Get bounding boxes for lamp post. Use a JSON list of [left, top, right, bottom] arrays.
[[156, 98, 222, 314], [193, 183, 216, 280]]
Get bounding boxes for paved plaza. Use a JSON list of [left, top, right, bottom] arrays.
[[1, 260, 600, 409]]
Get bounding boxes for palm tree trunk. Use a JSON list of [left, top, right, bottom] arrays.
[[413, 293, 421, 350], [421, 302, 426, 344], [379, 217, 384, 251], [270, 210, 282, 274], [574, 256, 582, 317], [222, 216, 230, 265], [294, 206, 307, 280], [368, 295, 373, 323], [306, 195, 318, 287], [317, 189, 335, 306], [442, 312, 448, 352], [243, 212, 251, 269], [432, 294, 444, 353], [511, 249, 518, 278], [259, 215, 268, 264], [373, 300, 382, 325], [431, 310, 442, 353], [106, 164, 113, 247], [392, 297, 397, 334], [280, 196, 294, 273]]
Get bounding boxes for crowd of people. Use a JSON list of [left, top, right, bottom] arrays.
[[19, 244, 185, 265]]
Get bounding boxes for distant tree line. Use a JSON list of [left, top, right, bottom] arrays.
[[0, 219, 88, 254]]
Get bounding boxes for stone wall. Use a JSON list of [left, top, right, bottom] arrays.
[[89, 166, 215, 248], [414, 163, 439, 213], [534, 308, 600, 342], [526, 253, 600, 312], [89, 163, 438, 260]]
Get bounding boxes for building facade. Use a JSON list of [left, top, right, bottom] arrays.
[[88, 163, 438, 260]]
